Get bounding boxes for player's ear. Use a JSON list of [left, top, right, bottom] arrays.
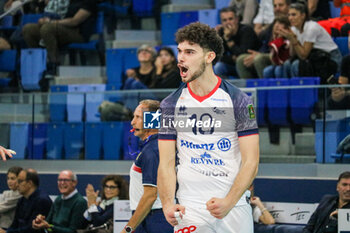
[[206, 51, 216, 64]]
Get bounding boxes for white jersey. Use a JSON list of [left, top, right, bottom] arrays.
[[159, 77, 258, 209]]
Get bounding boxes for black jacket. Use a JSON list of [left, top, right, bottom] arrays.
[[303, 195, 350, 233]]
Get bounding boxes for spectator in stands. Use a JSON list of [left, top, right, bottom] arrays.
[[328, 55, 350, 109], [318, 0, 350, 36], [32, 170, 87, 233], [253, 0, 275, 36], [81, 175, 128, 230], [236, 16, 291, 79], [229, 0, 258, 25], [0, 146, 15, 161], [0, 38, 11, 50], [151, 47, 181, 89], [279, 2, 342, 81], [0, 167, 23, 229], [0, 169, 52, 233], [22, 0, 98, 76], [215, 6, 260, 78], [258, 0, 290, 50], [249, 184, 275, 225], [303, 171, 350, 233], [124, 44, 157, 90]]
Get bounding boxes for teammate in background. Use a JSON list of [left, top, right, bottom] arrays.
[[158, 22, 260, 233], [0, 146, 15, 161], [122, 100, 173, 233]]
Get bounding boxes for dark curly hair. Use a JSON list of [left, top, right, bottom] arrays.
[[101, 175, 129, 200], [175, 22, 224, 65]]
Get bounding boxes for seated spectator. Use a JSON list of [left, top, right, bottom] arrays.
[[0, 146, 15, 161], [124, 44, 157, 90], [229, 0, 258, 25], [262, 16, 291, 78], [258, 0, 290, 52], [0, 169, 52, 233], [279, 2, 342, 82], [237, 16, 291, 79], [80, 175, 128, 231], [151, 47, 181, 89], [22, 0, 97, 76], [0, 37, 11, 50], [328, 55, 350, 109], [318, 0, 350, 36], [303, 171, 350, 233], [215, 6, 260, 78], [32, 170, 87, 233], [0, 167, 23, 229], [249, 184, 275, 225], [253, 0, 275, 36]]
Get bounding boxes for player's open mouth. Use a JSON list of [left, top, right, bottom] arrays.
[[178, 64, 188, 77]]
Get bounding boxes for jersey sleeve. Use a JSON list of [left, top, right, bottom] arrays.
[[234, 92, 259, 137], [159, 96, 177, 140], [140, 147, 159, 186]]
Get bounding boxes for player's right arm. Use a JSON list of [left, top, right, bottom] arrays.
[[158, 140, 185, 226]]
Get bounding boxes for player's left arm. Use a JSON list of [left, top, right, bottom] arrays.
[[207, 134, 259, 219]]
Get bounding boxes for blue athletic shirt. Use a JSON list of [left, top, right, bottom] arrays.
[[159, 77, 258, 209]]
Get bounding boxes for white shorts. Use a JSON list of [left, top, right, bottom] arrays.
[[174, 204, 253, 233]]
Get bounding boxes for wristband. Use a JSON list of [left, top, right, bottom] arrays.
[[261, 208, 267, 213]]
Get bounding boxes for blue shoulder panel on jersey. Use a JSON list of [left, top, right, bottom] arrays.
[[219, 79, 259, 134], [158, 83, 187, 140]]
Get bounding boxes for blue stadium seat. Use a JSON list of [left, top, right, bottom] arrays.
[[329, 1, 341, 18], [0, 50, 17, 88], [64, 123, 84, 159], [132, 0, 154, 17], [179, 11, 198, 28], [67, 12, 105, 65], [246, 79, 269, 125], [20, 48, 46, 90], [315, 117, 350, 163], [28, 123, 48, 159], [50, 85, 68, 122], [123, 48, 140, 71], [290, 77, 319, 125], [103, 122, 123, 160], [214, 0, 230, 9], [267, 78, 290, 125], [86, 84, 106, 122], [47, 123, 65, 159], [161, 12, 181, 45], [198, 9, 219, 28], [20, 14, 43, 26], [106, 49, 124, 87], [106, 48, 139, 87], [67, 85, 85, 122], [334, 37, 349, 56], [0, 15, 17, 31], [10, 122, 29, 159], [85, 122, 103, 160]]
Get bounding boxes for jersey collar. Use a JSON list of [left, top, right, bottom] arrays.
[[187, 76, 221, 103]]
